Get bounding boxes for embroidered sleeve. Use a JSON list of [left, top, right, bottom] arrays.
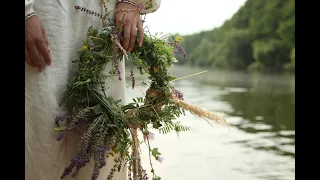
[[25, 0, 36, 19], [135, 0, 162, 14]]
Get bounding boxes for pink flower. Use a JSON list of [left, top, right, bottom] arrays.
[[143, 131, 155, 143], [157, 156, 164, 163]]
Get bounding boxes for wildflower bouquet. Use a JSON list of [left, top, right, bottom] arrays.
[[55, 22, 227, 180]]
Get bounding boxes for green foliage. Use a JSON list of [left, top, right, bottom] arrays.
[[248, 61, 264, 72], [177, 0, 295, 73], [283, 48, 295, 73], [55, 25, 189, 180], [252, 38, 290, 71], [151, 148, 161, 159], [159, 121, 191, 135]]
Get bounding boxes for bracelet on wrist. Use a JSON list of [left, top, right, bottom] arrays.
[[115, 8, 140, 13], [116, 0, 140, 9], [25, 12, 36, 20]]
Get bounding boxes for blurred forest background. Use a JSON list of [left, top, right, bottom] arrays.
[[174, 0, 295, 73]]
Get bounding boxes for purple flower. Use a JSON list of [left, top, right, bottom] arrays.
[[57, 134, 64, 141], [111, 30, 123, 41], [173, 48, 179, 55], [99, 146, 105, 151], [60, 158, 78, 179], [72, 167, 81, 178], [173, 89, 184, 100], [173, 42, 187, 59], [114, 56, 121, 80], [57, 131, 68, 141], [101, 161, 106, 167], [90, 41, 95, 47]]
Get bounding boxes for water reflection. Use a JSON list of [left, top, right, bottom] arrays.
[[219, 74, 295, 157], [126, 66, 295, 180], [169, 67, 295, 157]]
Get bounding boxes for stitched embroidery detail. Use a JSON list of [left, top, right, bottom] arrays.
[[145, 0, 153, 10], [74, 5, 103, 18]]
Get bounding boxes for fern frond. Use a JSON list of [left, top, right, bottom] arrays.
[[158, 121, 190, 135]]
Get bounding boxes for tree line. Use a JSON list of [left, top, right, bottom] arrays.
[[175, 0, 295, 73]]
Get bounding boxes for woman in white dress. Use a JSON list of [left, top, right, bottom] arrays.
[[25, 0, 161, 179]]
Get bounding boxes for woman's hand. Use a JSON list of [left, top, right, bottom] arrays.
[[115, 2, 144, 52], [25, 15, 51, 72]]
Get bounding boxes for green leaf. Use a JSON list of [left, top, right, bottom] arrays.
[[167, 76, 177, 81], [54, 127, 67, 131], [151, 148, 161, 158]]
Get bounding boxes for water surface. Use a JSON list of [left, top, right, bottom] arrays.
[[126, 66, 295, 180]]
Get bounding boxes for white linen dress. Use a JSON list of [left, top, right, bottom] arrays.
[[25, 0, 161, 179]]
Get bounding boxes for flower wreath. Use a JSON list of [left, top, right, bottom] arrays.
[[54, 18, 227, 180]]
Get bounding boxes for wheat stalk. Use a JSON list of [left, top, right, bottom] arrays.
[[174, 99, 228, 126]]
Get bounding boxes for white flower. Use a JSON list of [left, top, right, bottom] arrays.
[[143, 131, 155, 143], [147, 131, 155, 140], [157, 156, 164, 163]]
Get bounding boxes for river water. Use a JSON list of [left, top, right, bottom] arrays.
[[125, 66, 295, 180]]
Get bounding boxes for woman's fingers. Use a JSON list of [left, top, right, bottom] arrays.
[[25, 46, 35, 67], [25, 16, 51, 72], [128, 23, 137, 52], [36, 37, 51, 66], [115, 3, 144, 51], [42, 26, 49, 47], [122, 23, 131, 50], [41, 26, 51, 65], [27, 41, 43, 71], [137, 20, 144, 47]]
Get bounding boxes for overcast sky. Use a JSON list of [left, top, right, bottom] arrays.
[[144, 0, 247, 35]]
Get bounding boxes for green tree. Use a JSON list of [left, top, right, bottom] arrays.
[[175, 0, 295, 73], [251, 39, 290, 71]]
